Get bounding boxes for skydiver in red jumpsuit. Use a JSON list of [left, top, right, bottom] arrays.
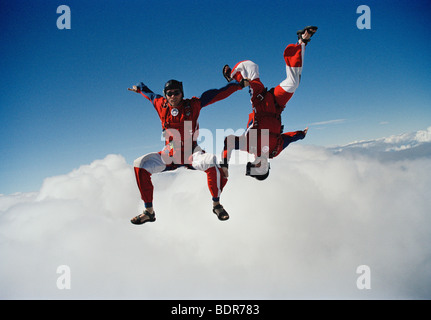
[[128, 79, 244, 224], [221, 26, 318, 180]]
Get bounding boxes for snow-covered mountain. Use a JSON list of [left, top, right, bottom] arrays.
[[331, 126, 431, 160]]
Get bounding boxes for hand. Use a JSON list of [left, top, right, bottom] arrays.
[[127, 85, 140, 93]]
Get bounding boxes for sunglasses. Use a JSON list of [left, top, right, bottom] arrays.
[[166, 90, 181, 97]]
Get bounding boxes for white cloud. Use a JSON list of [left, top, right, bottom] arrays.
[[309, 119, 347, 126], [1, 129, 431, 299]]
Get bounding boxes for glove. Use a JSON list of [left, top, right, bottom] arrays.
[[128, 82, 149, 93]]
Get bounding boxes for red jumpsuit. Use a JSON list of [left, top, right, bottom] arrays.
[[134, 82, 242, 208], [222, 43, 307, 164]]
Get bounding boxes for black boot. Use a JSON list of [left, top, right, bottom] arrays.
[[297, 26, 318, 44], [223, 64, 232, 82]]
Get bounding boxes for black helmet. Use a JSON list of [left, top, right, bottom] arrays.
[[164, 79, 183, 97], [246, 161, 270, 181]]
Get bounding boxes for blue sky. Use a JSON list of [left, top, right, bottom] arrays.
[[1, 0, 430, 194]]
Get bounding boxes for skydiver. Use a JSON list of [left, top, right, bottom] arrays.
[[128, 79, 244, 224], [221, 26, 318, 180]]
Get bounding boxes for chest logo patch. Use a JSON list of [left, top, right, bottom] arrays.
[[171, 108, 179, 117]]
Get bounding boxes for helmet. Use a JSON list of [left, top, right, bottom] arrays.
[[164, 79, 184, 97], [246, 161, 270, 181]]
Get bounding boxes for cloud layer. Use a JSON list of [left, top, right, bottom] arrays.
[[1, 128, 431, 299]]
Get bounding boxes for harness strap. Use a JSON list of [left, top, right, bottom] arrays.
[[250, 88, 286, 157], [256, 111, 281, 121], [161, 100, 194, 130]]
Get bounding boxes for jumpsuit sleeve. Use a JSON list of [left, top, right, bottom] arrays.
[[281, 130, 306, 150], [136, 82, 163, 104], [135, 82, 167, 119], [199, 82, 243, 108], [283, 43, 304, 68]]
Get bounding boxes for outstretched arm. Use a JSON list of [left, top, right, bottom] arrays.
[[281, 128, 308, 149], [128, 82, 163, 103], [199, 82, 243, 108]]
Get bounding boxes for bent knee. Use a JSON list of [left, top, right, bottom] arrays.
[[192, 152, 218, 171], [133, 153, 166, 174], [232, 60, 260, 82]]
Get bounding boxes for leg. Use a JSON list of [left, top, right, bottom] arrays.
[[191, 150, 227, 201], [133, 167, 154, 208], [230, 60, 260, 83], [191, 149, 229, 220], [230, 60, 266, 102], [274, 27, 317, 107], [220, 135, 237, 178], [273, 43, 305, 107], [221, 134, 247, 176], [131, 152, 166, 224]]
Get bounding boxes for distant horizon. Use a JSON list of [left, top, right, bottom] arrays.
[[1, 124, 430, 195]]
